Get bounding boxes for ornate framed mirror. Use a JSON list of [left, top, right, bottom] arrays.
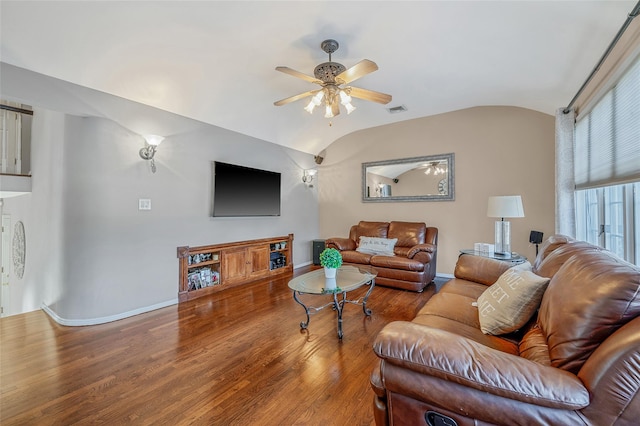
[[362, 153, 455, 202]]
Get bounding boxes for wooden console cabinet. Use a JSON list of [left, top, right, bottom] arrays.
[[177, 234, 293, 302]]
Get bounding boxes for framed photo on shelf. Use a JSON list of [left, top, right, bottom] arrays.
[[188, 272, 203, 291]]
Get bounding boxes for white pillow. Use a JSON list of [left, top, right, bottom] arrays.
[[477, 268, 550, 335], [356, 236, 397, 256]]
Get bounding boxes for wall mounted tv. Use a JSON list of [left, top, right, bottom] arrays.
[[212, 161, 281, 217]]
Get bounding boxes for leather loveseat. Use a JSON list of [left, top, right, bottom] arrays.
[[370, 235, 640, 425], [325, 221, 438, 292]]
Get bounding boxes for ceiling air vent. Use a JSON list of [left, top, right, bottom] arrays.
[[387, 105, 407, 114]]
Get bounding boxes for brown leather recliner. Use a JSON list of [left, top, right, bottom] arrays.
[[325, 221, 438, 292], [371, 235, 640, 425]]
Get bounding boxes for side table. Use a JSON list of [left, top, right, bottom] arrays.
[[459, 249, 527, 265]]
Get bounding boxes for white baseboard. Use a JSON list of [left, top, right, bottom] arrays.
[[41, 299, 178, 327], [40, 262, 326, 326], [294, 261, 313, 269], [436, 273, 454, 279]]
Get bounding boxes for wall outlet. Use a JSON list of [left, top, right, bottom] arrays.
[[138, 199, 151, 210]]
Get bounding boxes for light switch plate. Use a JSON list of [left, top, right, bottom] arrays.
[[138, 199, 151, 210]]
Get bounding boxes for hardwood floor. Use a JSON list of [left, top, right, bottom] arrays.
[[1, 266, 435, 425]]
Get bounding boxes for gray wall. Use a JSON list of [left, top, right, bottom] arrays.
[[0, 64, 319, 321]]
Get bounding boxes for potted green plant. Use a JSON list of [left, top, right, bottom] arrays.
[[320, 248, 343, 279]]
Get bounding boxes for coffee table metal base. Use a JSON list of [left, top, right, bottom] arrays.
[[292, 281, 375, 339]]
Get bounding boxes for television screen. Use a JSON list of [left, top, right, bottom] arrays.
[[212, 162, 281, 217]]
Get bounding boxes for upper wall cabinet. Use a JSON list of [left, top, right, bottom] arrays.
[[362, 153, 455, 202]]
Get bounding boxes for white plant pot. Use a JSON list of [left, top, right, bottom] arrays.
[[324, 277, 337, 290], [324, 266, 337, 279]]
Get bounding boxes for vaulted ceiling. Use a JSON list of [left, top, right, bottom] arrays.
[[0, 1, 635, 155]]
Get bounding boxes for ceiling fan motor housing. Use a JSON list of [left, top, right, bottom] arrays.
[[314, 62, 347, 83], [315, 39, 346, 83]]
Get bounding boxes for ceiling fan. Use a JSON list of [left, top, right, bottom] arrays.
[[274, 39, 392, 118], [421, 161, 448, 176]]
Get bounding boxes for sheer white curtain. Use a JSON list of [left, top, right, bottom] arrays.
[[554, 3, 640, 237], [555, 108, 576, 236]]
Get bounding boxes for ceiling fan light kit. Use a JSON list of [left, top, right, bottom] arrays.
[[274, 39, 392, 119]]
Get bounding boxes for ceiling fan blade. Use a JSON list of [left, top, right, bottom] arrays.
[[275, 66, 322, 84], [274, 90, 318, 106], [335, 59, 378, 84], [348, 86, 392, 105]]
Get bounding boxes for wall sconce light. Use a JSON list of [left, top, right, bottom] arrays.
[[302, 169, 317, 187], [487, 195, 525, 257], [139, 135, 164, 173]]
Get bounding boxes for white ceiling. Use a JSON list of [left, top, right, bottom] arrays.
[[0, 1, 635, 155]]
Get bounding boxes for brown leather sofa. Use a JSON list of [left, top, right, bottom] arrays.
[[370, 235, 640, 425], [325, 221, 438, 292]]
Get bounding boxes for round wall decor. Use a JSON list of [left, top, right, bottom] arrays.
[[13, 221, 25, 279]]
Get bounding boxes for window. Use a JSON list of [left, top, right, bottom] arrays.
[[576, 183, 638, 265], [574, 55, 640, 266]]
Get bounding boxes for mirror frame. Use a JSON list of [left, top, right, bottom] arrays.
[[362, 153, 455, 202]]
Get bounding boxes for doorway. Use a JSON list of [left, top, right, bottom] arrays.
[[1, 213, 10, 316]]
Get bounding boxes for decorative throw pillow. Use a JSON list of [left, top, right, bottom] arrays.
[[356, 236, 397, 256], [477, 268, 550, 335]]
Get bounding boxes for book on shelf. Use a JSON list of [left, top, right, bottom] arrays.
[[200, 268, 212, 287]]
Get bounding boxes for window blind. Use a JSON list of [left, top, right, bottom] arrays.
[[574, 55, 640, 189]]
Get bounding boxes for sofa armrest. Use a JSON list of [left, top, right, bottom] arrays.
[[406, 243, 436, 259], [325, 237, 356, 251], [578, 316, 640, 424], [370, 361, 389, 426], [373, 321, 589, 410]]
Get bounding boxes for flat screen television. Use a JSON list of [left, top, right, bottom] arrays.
[[212, 161, 281, 217]]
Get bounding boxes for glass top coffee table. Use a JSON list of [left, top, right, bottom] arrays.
[[459, 249, 527, 265], [287, 265, 377, 339]]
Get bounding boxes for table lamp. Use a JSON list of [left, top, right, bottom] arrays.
[[487, 195, 525, 257]]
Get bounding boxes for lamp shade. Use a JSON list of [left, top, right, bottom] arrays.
[[487, 195, 524, 218]]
